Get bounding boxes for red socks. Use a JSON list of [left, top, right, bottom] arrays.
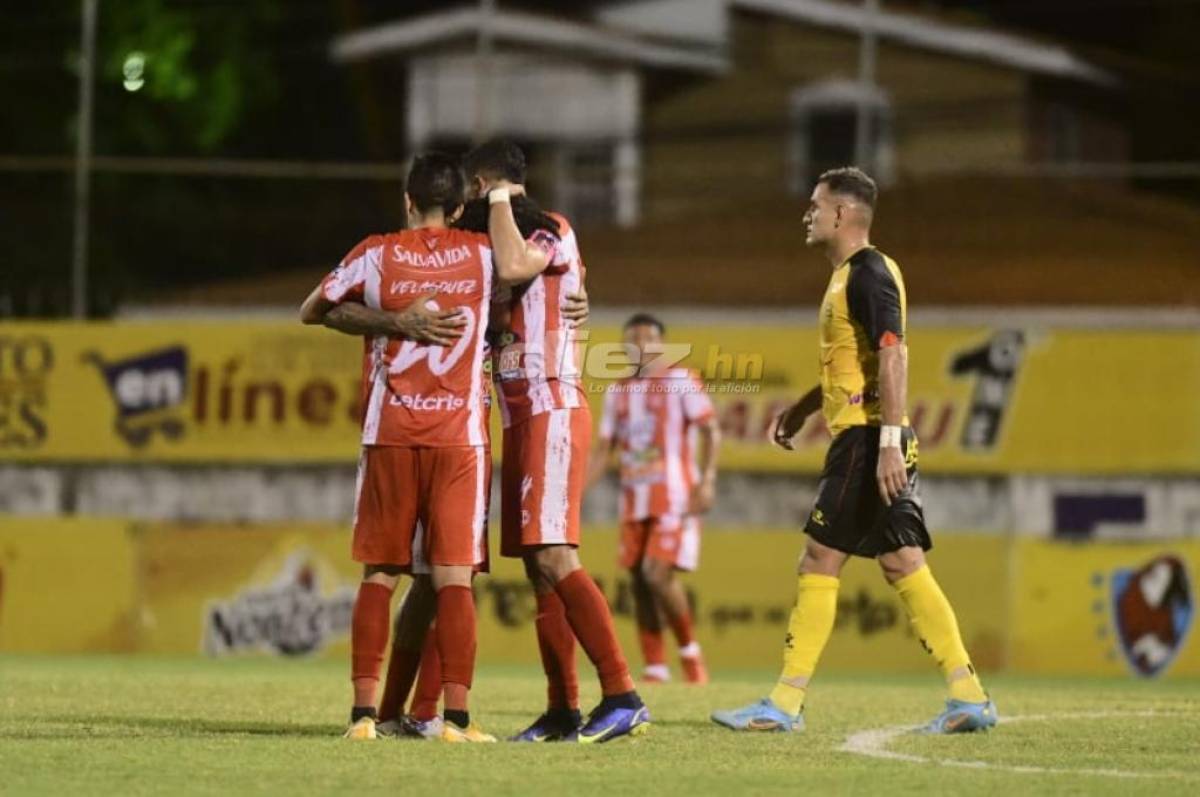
[[667, 609, 695, 649], [638, 627, 667, 666], [556, 569, 634, 696], [535, 590, 579, 710], [410, 626, 442, 721], [350, 582, 394, 706], [435, 585, 477, 712]]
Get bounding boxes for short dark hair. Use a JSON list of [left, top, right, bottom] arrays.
[[624, 313, 665, 335], [463, 139, 527, 184], [817, 167, 877, 209], [406, 152, 464, 216]]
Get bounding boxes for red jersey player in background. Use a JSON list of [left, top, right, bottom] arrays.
[[587, 314, 720, 684], [475, 140, 649, 743], [299, 153, 495, 743]]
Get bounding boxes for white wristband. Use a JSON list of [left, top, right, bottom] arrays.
[[488, 187, 510, 205], [879, 425, 902, 449]]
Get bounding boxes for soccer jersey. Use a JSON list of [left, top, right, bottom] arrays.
[[818, 246, 909, 435], [321, 227, 493, 448], [491, 212, 587, 428], [598, 368, 715, 521]]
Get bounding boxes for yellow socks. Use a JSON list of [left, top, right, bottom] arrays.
[[893, 565, 987, 704], [768, 573, 839, 716]]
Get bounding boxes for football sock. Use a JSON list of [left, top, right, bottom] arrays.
[[892, 565, 988, 704], [350, 581, 394, 707], [638, 627, 667, 667], [769, 573, 839, 716], [435, 585, 477, 712], [350, 706, 377, 723], [556, 569, 636, 696], [667, 609, 696, 651], [378, 626, 427, 722], [534, 590, 579, 710], [410, 626, 442, 721], [444, 709, 469, 730]]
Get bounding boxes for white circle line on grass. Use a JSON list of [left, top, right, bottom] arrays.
[[839, 711, 1198, 781]]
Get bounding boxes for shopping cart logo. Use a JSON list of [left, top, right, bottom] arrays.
[[83, 345, 188, 449], [1109, 554, 1193, 678]]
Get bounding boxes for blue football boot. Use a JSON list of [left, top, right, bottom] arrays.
[[923, 698, 999, 734], [569, 695, 651, 744], [509, 709, 583, 742], [711, 698, 805, 733]]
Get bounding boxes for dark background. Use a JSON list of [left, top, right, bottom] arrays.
[[2, 1, 1197, 316]]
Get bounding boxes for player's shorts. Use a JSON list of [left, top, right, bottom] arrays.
[[500, 407, 590, 558], [804, 425, 931, 559], [618, 515, 701, 572], [353, 445, 490, 572]]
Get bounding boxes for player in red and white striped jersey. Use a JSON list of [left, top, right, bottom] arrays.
[[588, 314, 721, 684], [300, 153, 494, 743], [473, 140, 648, 743]]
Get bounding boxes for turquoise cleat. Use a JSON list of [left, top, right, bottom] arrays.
[[923, 699, 999, 734], [711, 698, 805, 732]]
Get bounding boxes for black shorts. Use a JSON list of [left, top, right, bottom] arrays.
[[804, 425, 931, 559]]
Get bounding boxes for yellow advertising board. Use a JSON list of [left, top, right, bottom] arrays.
[[3, 516, 1195, 679], [1010, 538, 1199, 678], [0, 517, 138, 652], [1, 321, 1197, 472], [0, 517, 1005, 675]]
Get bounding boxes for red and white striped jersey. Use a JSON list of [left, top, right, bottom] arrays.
[[320, 227, 493, 448], [598, 369, 716, 521], [491, 212, 587, 428]]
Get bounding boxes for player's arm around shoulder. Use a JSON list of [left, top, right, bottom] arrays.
[[487, 185, 553, 284]]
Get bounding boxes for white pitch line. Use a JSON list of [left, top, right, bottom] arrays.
[[839, 710, 1197, 781]]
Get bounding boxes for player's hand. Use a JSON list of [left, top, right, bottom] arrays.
[[561, 287, 589, 328], [390, 291, 467, 346], [769, 403, 808, 450], [688, 478, 716, 514], [876, 445, 908, 507]]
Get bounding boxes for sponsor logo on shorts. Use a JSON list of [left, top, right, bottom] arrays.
[[390, 392, 466, 411]]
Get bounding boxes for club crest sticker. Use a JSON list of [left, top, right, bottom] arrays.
[[1103, 554, 1193, 678]]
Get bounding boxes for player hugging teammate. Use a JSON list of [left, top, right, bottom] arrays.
[[301, 141, 648, 743]]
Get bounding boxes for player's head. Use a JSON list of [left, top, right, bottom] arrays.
[[463, 139, 527, 199], [804, 167, 877, 247], [404, 152, 465, 225], [623, 312, 665, 371]]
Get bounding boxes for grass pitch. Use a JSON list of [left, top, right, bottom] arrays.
[[1, 655, 1198, 796]]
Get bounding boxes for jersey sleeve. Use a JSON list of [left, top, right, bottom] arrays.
[[528, 228, 567, 275], [320, 237, 378, 304], [846, 250, 904, 351], [597, 386, 619, 442], [682, 373, 715, 423]]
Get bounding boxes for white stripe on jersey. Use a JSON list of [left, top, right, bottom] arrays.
[[361, 247, 387, 444], [540, 408, 571, 544], [664, 390, 688, 516], [558, 261, 582, 409], [522, 278, 556, 416], [630, 389, 651, 520], [467, 245, 493, 447]]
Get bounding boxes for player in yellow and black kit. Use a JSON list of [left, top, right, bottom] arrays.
[[713, 167, 998, 735]]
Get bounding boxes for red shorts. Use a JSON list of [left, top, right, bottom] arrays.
[[353, 445, 490, 572], [500, 408, 590, 558], [618, 515, 702, 572]]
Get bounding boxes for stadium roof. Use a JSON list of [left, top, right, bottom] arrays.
[[329, 7, 730, 74], [733, 0, 1114, 85], [331, 2, 1112, 86]]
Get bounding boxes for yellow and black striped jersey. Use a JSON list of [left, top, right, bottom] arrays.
[[818, 247, 909, 435]]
